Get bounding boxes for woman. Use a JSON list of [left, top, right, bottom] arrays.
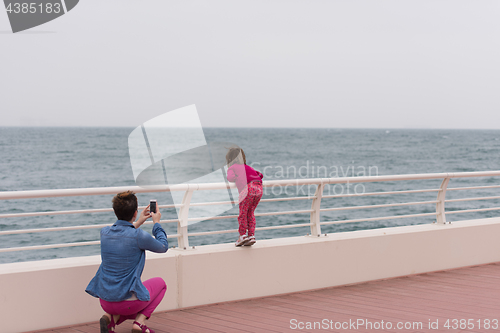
[[86, 191, 168, 333]]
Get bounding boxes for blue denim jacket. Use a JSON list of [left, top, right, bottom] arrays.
[[85, 220, 168, 302]]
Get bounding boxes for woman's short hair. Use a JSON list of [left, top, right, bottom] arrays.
[[112, 191, 138, 221], [226, 147, 246, 167]]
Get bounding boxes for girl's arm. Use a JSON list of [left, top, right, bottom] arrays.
[[256, 170, 263, 179], [227, 168, 236, 182]]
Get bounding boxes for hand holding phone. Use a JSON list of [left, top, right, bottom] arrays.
[[150, 200, 157, 214], [150, 200, 161, 223]]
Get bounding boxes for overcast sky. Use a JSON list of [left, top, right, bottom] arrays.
[[1, 0, 499, 129]]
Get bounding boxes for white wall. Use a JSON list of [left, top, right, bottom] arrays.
[[2, 217, 500, 333]]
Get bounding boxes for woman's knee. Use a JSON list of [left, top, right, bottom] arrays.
[[157, 277, 166, 287], [158, 277, 167, 290], [144, 277, 166, 291]]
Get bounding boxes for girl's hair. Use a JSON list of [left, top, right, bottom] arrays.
[[226, 147, 246, 166], [112, 191, 138, 221]]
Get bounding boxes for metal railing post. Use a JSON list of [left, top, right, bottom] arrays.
[[177, 187, 194, 249], [310, 182, 324, 236], [436, 177, 450, 224]]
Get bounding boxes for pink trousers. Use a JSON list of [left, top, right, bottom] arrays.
[[99, 277, 166, 323], [238, 181, 263, 236]]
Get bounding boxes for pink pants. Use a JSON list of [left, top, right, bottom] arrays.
[[238, 181, 263, 236], [100, 277, 166, 323]]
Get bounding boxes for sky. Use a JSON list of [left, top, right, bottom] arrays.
[[1, 0, 499, 129]]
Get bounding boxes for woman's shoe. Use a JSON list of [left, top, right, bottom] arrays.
[[244, 236, 256, 246], [100, 314, 115, 333], [132, 321, 155, 333], [235, 235, 249, 247]]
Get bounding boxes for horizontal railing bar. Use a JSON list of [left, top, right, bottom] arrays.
[[187, 229, 238, 236], [155, 204, 179, 209], [0, 219, 180, 236], [186, 209, 314, 222], [144, 219, 180, 224], [0, 208, 113, 219], [320, 212, 436, 226], [189, 201, 237, 207], [260, 196, 316, 202], [322, 188, 440, 199], [0, 241, 101, 253], [0, 233, 182, 253], [170, 196, 316, 208], [320, 200, 437, 212], [264, 171, 500, 188], [447, 185, 500, 191], [0, 224, 110, 236], [445, 196, 500, 203], [0, 204, 178, 219], [257, 209, 313, 217], [256, 222, 313, 231], [187, 214, 238, 222], [0, 185, 186, 200], [187, 223, 314, 237], [446, 207, 500, 215], [2, 171, 500, 200]]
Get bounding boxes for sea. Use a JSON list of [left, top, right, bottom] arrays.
[[1, 127, 500, 264]]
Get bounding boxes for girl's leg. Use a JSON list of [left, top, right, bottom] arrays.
[[246, 205, 256, 237], [247, 183, 263, 237], [238, 186, 252, 236]]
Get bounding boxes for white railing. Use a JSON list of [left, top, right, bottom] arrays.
[[1, 171, 500, 254]]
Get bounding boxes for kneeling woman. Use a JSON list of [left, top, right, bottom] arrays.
[[86, 191, 168, 333]]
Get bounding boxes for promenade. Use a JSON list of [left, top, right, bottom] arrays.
[[30, 262, 500, 333]]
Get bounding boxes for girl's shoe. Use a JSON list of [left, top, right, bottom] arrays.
[[132, 321, 155, 333], [244, 236, 256, 246], [235, 235, 249, 246]]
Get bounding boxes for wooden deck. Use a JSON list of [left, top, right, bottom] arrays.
[[30, 262, 500, 333]]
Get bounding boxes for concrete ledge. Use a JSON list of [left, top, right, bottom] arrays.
[[2, 217, 500, 332]]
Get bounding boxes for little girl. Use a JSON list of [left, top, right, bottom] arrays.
[[226, 147, 263, 246]]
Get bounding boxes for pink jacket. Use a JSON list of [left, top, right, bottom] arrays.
[[226, 164, 263, 193]]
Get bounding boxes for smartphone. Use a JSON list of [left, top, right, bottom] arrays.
[[150, 200, 157, 214]]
